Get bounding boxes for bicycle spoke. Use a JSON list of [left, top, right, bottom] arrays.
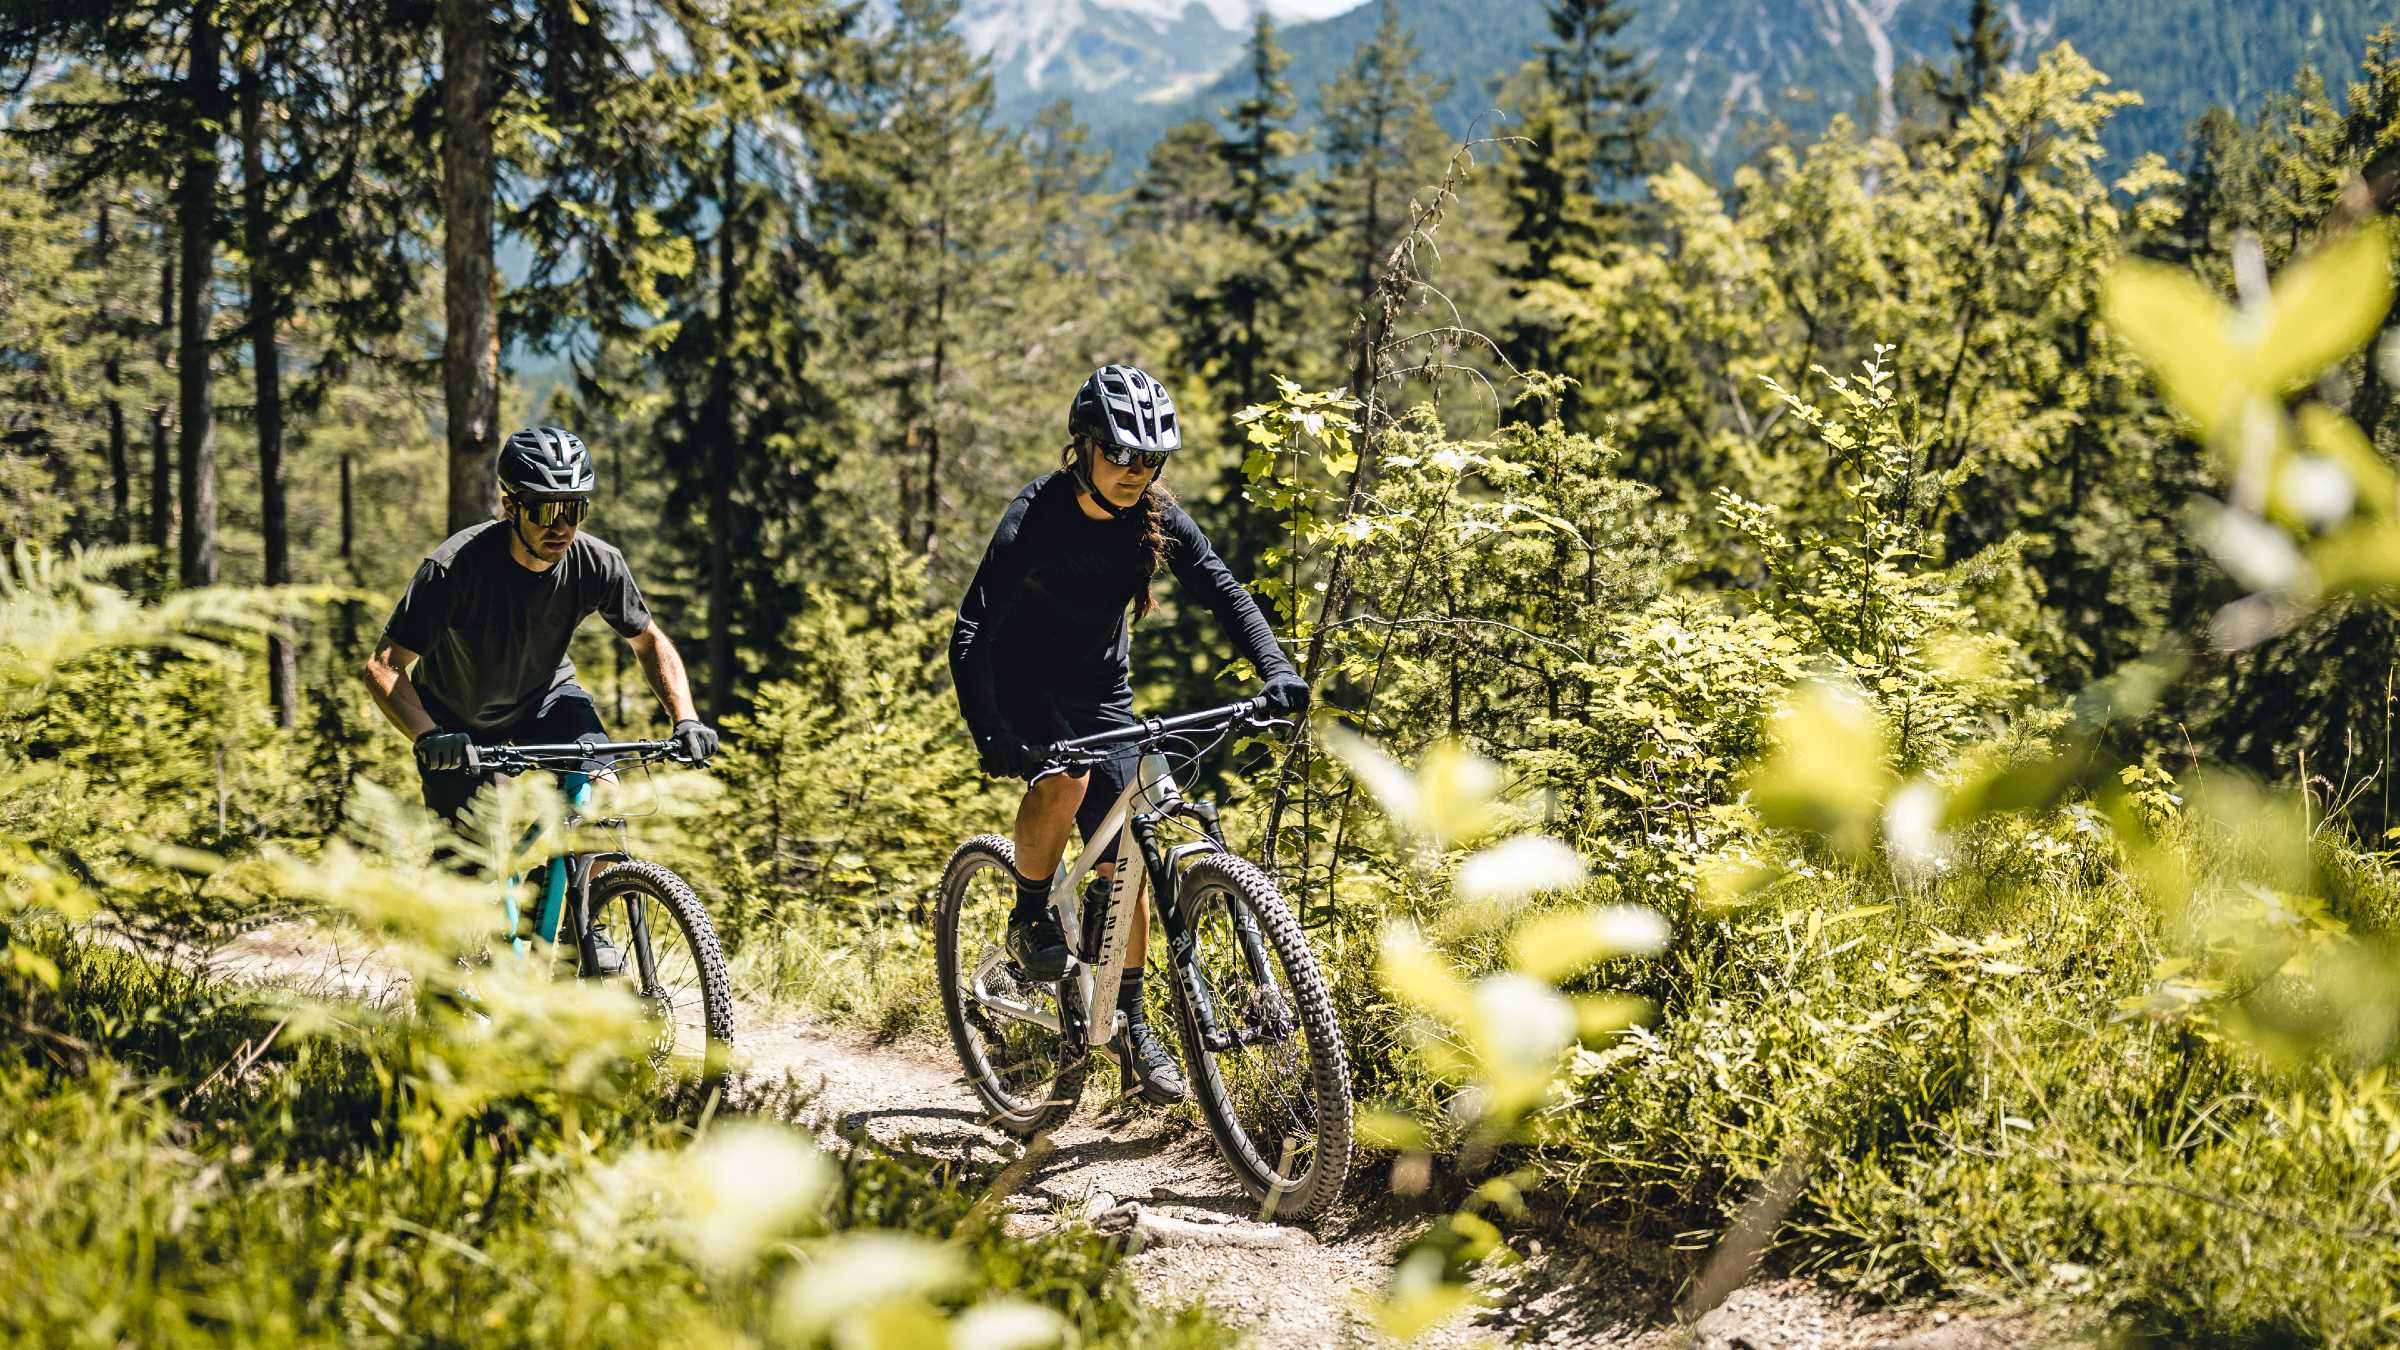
[[950, 852, 1073, 1114], [1188, 885, 1323, 1187], [619, 887, 707, 1058]]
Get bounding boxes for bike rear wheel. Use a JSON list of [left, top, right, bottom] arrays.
[[937, 834, 1086, 1137], [595, 860, 735, 1062], [1171, 852, 1352, 1222]]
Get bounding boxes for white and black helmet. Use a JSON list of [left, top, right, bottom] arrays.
[[1070, 364, 1180, 457], [496, 425, 596, 497]]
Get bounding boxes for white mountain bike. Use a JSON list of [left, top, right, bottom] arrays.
[[934, 699, 1353, 1222]]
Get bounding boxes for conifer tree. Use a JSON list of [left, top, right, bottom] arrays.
[[440, 0, 498, 534], [0, 1, 232, 584], [818, 0, 1070, 581], [1540, 0, 1657, 207], [1497, 0, 1657, 414], [1920, 0, 2016, 131], [1186, 14, 1311, 573], [1129, 119, 1230, 231], [1496, 67, 1598, 411], [1314, 0, 1451, 400], [639, 0, 843, 718]]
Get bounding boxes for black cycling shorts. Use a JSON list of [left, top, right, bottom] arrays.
[[417, 683, 610, 824], [996, 678, 1139, 845]]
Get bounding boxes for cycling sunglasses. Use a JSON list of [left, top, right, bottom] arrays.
[[507, 495, 593, 528], [1094, 443, 1171, 472]]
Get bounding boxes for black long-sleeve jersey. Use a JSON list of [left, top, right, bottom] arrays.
[[949, 471, 1296, 740]]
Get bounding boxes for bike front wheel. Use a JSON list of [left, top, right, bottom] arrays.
[[595, 860, 736, 1062], [936, 834, 1086, 1137], [1171, 852, 1352, 1222]]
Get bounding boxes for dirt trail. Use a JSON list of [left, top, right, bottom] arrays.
[[205, 924, 2072, 1350]]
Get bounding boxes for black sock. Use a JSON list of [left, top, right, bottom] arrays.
[[1011, 867, 1049, 927], [1117, 966, 1145, 1020]]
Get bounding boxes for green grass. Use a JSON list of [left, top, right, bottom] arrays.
[[727, 904, 946, 1041], [1343, 818, 2400, 1346], [0, 930, 1220, 1348]]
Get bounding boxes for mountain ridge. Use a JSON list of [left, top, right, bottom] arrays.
[[966, 0, 2387, 183]]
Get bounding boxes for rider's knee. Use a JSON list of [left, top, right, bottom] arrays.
[[1025, 771, 1089, 810]]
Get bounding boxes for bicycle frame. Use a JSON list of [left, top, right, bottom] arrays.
[[1052, 750, 1175, 1048], [967, 716, 1287, 1061], [480, 742, 666, 971]]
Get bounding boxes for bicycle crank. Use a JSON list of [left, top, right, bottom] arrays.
[[968, 948, 1062, 1035]]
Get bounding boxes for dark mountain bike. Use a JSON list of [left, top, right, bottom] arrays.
[[935, 699, 1353, 1222], [468, 739, 735, 1061]]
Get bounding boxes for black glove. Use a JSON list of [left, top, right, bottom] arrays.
[[1260, 673, 1311, 717], [414, 729, 471, 774], [672, 719, 719, 766], [977, 731, 1044, 780]]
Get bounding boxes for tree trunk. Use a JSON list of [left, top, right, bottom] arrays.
[[339, 451, 354, 563], [923, 217, 948, 561], [705, 130, 737, 724], [98, 200, 131, 544], [177, 1, 222, 588], [441, 0, 500, 533], [150, 245, 173, 558], [242, 61, 296, 727]]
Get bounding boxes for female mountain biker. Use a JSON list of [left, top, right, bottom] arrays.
[[949, 363, 1309, 1104]]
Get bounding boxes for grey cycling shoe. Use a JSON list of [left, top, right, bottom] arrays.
[[1006, 910, 1072, 983], [1116, 1017, 1187, 1104]]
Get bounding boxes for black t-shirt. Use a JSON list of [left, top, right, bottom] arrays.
[[949, 471, 1296, 739], [382, 521, 652, 732]]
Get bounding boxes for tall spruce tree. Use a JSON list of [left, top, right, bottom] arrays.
[[821, 0, 1055, 571], [1920, 0, 2016, 131], [0, 1, 235, 585], [1314, 0, 1451, 401], [1129, 118, 1231, 231], [1182, 13, 1310, 575], [439, 0, 499, 534], [1540, 0, 1657, 208], [637, 0, 843, 718]]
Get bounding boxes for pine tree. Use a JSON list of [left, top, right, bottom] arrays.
[[439, 0, 499, 534], [819, 0, 1039, 565], [1497, 65, 1598, 404], [1188, 14, 1312, 574], [1539, 0, 1657, 207], [0, 2, 233, 584], [1129, 119, 1230, 231], [1919, 0, 2016, 131], [2156, 105, 2248, 271], [1314, 0, 1451, 401], [1496, 0, 1658, 412]]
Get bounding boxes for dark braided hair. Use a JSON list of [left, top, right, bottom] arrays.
[[1064, 439, 1175, 621]]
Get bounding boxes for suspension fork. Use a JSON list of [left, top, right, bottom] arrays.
[[1149, 829, 1265, 1053]]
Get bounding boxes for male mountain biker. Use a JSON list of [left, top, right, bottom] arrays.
[[949, 363, 1309, 1104], [362, 426, 719, 968]]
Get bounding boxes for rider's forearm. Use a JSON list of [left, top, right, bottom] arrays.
[[362, 656, 438, 741], [633, 627, 700, 724]]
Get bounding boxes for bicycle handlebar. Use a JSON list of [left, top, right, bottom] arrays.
[[465, 739, 692, 774], [1041, 698, 1285, 769]]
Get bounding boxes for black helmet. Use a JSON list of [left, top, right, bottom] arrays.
[[496, 425, 595, 497], [1070, 364, 1180, 456]]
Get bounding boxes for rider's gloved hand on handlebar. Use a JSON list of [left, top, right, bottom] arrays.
[[414, 729, 472, 773], [1260, 673, 1311, 717], [976, 731, 1044, 780], [672, 719, 720, 766]]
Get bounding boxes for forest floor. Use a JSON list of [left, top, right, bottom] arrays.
[[204, 923, 2089, 1350]]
